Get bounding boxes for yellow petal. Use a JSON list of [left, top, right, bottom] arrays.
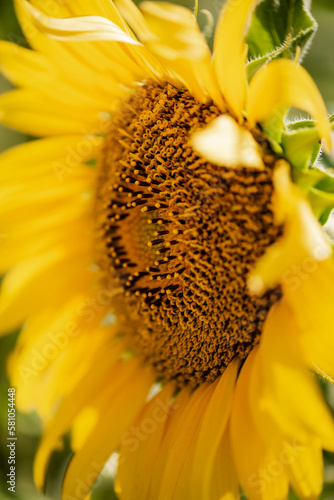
[[248, 198, 331, 294], [0, 247, 91, 335], [36, 0, 129, 31], [61, 365, 154, 500], [210, 427, 240, 500], [0, 41, 115, 109], [257, 300, 334, 450], [0, 40, 52, 82], [213, 0, 258, 119], [115, 0, 151, 39], [23, 0, 140, 45], [29, 0, 158, 83], [0, 89, 107, 136], [149, 388, 192, 499], [230, 348, 289, 500], [0, 213, 90, 273], [156, 383, 214, 500], [283, 259, 334, 381], [8, 293, 105, 417], [0, 134, 100, 169], [140, 2, 209, 60], [33, 349, 131, 489], [0, 198, 89, 235], [0, 250, 63, 333], [14, 0, 139, 100], [248, 161, 332, 295], [248, 340, 286, 452], [0, 175, 94, 218], [288, 441, 323, 500], [71, 407, 101, 452], [116, 382, 176, 500], [247, 59, 332, 151], [191, 359, 240, 500], [192, 115, 264, 169], [122, 1, 223, 106]]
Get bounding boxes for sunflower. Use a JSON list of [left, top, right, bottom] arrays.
[[1, 0, 334, 498]]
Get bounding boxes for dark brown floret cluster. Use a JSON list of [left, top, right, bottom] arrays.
[[96, 81, 282, 386]]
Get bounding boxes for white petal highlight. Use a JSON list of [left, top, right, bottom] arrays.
[[22, 0, 141, 45], [192, 115, 264, 169]]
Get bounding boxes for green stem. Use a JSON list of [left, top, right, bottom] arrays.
[[193, 0, 198, 18]]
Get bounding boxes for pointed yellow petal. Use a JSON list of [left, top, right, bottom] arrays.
[[61, 366, 154, 500], [0, 214, 90, 273], [247, 59, 332, 151], [191, 359, 240, 500], [121, 1, 223, 106], [0, 41, 113, 109], [0, 174, 94, 217], [0, 250, 64, 333], [157, 383, 214, 500], [213, 0, 258, 119], [210, 427, 240, 500], [140, 1, 209, 60], [22, 0, 140, 45], [9, 298, 109, 418], [34, 350, 131, 489], [257, 301, 334, 450], [283, 259, 334, 380], [149, 388, 192, 499], [192, 115, 264, 168], [14, 0, 139, 100], [288, 442, 323, 500], [248, 198, 331, 294], [0, 248, 91, 335], [29, 0, 159, 83], [0, 134, 100, 169], [0, 89, 106, 136], [248, 161, 332, 295], [63, 0, 133, 32], [0, 40, 52, 83], [116, 382, 176, 500], [230, 348, 290, 500], [115, 0, 151, 39]]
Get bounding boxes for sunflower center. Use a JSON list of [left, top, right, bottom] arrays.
[[95, 81, 282, 386]]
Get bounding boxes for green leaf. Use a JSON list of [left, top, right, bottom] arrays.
[[284, 115, 334, 171], [291, 166, 325, 191], [286, 115, 334, 222], [246, 0, 317, 79], [91, 475, 119, 500], [292, 167, 334, 224], [291, 155, 334, 224], [281, 115, 334, 171], [282, 126, 321, 170], [308, 187, 334, 224], [261, 105, 286, 154], [44, 433, 73, 498], [319, 153, 334, 174]]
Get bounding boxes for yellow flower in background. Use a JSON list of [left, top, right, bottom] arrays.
[[0, 0, 334, 499]]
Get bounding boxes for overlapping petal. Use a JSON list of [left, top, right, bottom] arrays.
[[0, 1, 333, 500], [247, 59, 332, 151], [213, 0, 258, 119], [117, 0, 223, 107]]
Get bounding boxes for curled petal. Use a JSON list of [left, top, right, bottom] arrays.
[[21, 0, 141, 44], [116, 0, 223, 106], [247, 59, 332, 151], [213, 0, 259, 119]]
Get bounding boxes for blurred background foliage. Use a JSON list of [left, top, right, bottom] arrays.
[[0, 0, 334, 499]]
